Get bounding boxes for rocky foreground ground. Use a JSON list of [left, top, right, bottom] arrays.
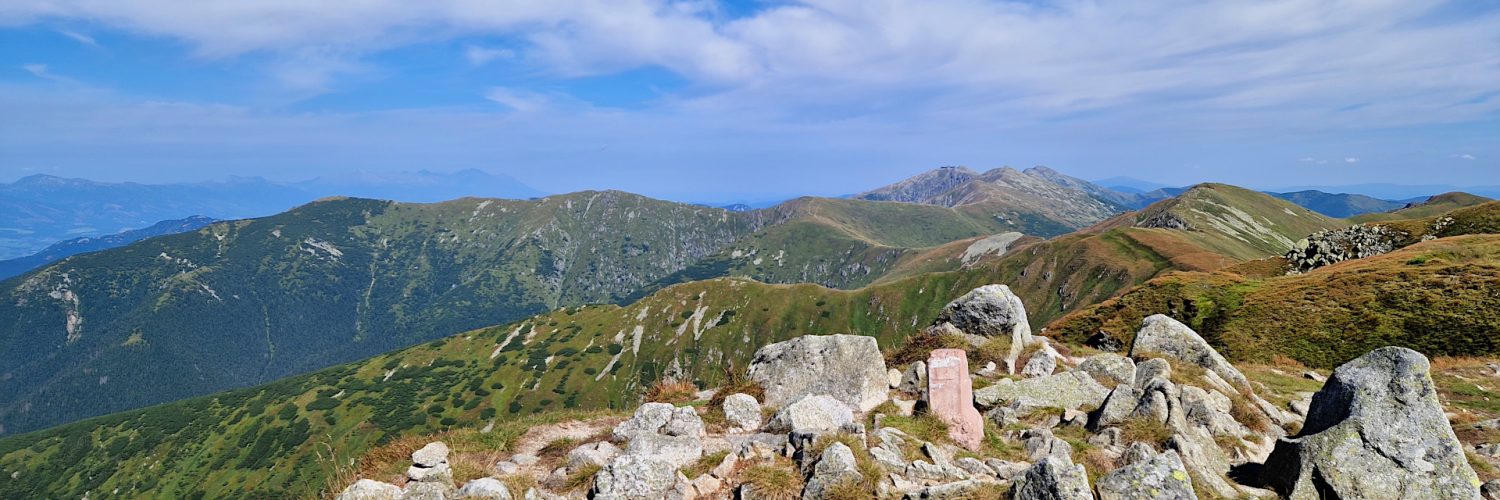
[[336, 284, 1497, 499]]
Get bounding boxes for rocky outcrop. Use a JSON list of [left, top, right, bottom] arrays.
[[934, 284, 1033, 372], [1261, 347, 1481, 499], [1129, 315, 1250, 391], [747, 334, 889, 412], [565, 441, 621, 473], [1078, 354, 1135, 387], [613, 403, 705, 468], [1096, 448, 1195, 500], [1285, 224, 1401, 274]]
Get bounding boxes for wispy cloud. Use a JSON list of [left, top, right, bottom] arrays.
[[20, 63, 77, 84], [1344, 157, 1360, 164], [1453, 153, 1476, 160], [464, 45, 514, 66], [483, 87, 549, 112], [57, 29, 98, 47]]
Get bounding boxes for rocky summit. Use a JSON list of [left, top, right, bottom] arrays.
[[329, 284, 1487, 500]]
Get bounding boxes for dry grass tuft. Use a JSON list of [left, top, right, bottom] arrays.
[[500, 473, 538, 497], [1270, 354, 1307, 370], [644, 379, 698, 405], [1119, 419, 1174, 448], [562, 463, 602, 492], [886, 331, 971, 367], [1226, 392, 1272, 433], [741, 463, 804, 500]]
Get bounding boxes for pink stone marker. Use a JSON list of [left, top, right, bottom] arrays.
[[927, 348, 985, 451]]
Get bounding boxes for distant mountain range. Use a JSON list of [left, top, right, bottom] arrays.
[[0, 216, 218, 280], [0, 169, 542, 260]]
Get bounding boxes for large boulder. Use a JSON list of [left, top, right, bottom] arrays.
[[974, 371, 1109, 414], [592, 454, 679, 500], [1011, 457, 1092, 500], [566, 441, 622, 473], [765, 394, 855, 434], [1096, 448, 1196, 500], [1261, 347, 1482, 499], [927, 349, 985, 451], [625, 433, 703, 469], [1129, 315, 1249, 390], [934, 284, 1033, 373], [336, 479, 403, 500], [747, 334, 889, 412]]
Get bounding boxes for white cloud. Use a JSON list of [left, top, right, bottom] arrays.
[[1344, 157, 1359, 164], [484, 87, 549, 112], [464, 45, 514, 65], [1453, 153, 1476, 160], [1, 1, 1494, 129], [57, 28, 97, 47], [20, 63, 77, 84]]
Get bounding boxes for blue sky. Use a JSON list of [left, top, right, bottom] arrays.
[[0, 0, 1496, 200]]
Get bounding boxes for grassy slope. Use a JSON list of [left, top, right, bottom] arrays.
[[1051, 235, 1500, 368], [1129, 183, 1341, 260], [0, 191, 1036, 437], [1350, 192, 1492, 223]]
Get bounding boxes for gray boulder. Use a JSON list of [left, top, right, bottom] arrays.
[[1012, 457, 1092, 500], [973, 371, 1109, 414], [765, 394, 855, 434], [1022, 347, 1060, 378], [1022, 429, 1075, 463], [613, 402, 706, 441], [407, 442, 454, 485], [934, 284, 1033, 372], [625, 433, 702, 468], [1129, 315, 1250, 390], [904, 479, 987, 499], [1079, 354, 1136, 387], [592, 454, 678, 500], [336, 479, 403, 500], [723, 393, 763, 431], [1089, 384, 1138, 431], [747, 334, 889, 412], [802, 442, 864, 500], [1096, 449, 1196, 500], [454, 478, 513, 499], [1261, 347, 1481, 499], [1484, 479, 1500, 500]]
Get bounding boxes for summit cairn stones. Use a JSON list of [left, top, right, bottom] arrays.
[[928, 348, 985, 451]]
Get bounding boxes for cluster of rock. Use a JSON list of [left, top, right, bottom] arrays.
[[338, 283, 1486, 500], [1285, 224, 1402, 273]]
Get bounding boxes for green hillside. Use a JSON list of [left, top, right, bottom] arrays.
[[1348, 191, 1491, 223], [1125, 183, 1342, 260], [0, 190, 1037, 436]]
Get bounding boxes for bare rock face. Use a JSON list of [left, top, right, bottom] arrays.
[[926, 349, 985, 451], [1079, 354, 1136, 387], [1096, 448, 1196, 500], [934, 284, 1033, 372], [613, 403, 705, 468], [1261, 347, 1482, 499], [747, 334, 889, 412]]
